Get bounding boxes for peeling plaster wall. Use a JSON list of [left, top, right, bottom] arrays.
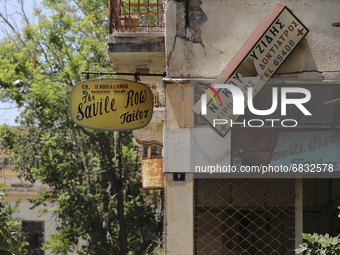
[[164, 1, 340, 254], [165, 0, 340, 78]]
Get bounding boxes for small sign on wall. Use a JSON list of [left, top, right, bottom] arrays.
[[173, 173, 185, 181], [142, 157, 164, 189]]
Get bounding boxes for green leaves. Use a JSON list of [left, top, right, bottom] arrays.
[[0, 0, 161, 254], [296, 194, 340, 254], [42, 232, 73, 255], [0, 184, 11, 189], [0, 185, 28, 255], [296, 233, 340, 254]]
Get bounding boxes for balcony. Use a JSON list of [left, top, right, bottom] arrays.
[[108, 0, 165, 84]]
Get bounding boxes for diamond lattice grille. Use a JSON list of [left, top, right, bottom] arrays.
[[195, 179, 295, 255]]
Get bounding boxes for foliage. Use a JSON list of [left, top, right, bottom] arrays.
[[296, 233, 340, 255], [145, 235, 164, 255], [296, 203, 340, 254], [0, 184, 28, 255], [0, 0, 162, 254]]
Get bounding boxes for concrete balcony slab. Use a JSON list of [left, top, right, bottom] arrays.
[[108, 32, 165, 83]]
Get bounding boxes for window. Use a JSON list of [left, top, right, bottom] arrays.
[[22, 221, 45, 255]]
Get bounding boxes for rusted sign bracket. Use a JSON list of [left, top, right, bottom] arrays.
[[81, 71, 166, 81]]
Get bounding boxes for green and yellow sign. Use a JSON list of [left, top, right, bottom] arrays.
[[70, 79, 153, 131]]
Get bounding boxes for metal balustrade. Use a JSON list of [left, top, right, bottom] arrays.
[[109, 0, 165, 33]]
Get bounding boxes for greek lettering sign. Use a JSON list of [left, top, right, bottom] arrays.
[[70, 79, 153, 131], [192, 3, 309, 137]]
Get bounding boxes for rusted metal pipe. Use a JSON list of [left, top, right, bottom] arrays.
[[81, 71, 166, 77]]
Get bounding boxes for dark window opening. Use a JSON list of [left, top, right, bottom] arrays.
[[303, 179, 340, 236], [22, 220, 45, 255]]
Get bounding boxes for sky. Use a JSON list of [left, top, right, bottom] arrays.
[[0, 102, 20, 126], [0, 0, 40, 126]]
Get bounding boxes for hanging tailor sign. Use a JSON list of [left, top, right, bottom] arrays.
[[191, 2, 309, 137], [70, 79, 153, 131]]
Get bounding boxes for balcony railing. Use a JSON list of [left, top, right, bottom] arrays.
[[109, 0, 165, 34]]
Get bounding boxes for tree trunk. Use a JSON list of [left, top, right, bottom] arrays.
[[115, 131, 128, 255]]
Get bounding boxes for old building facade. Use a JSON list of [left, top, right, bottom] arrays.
[[108, 0, 340, 254]]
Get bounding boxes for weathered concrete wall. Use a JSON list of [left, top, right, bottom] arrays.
[[163, 79, 232, 173], [164, 81, 192, 129], [164, 172, 194, 255], [163, 78, 232, 254], [165, 0, 340, 78]]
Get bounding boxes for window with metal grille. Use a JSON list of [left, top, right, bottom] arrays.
[[195, 179, 295, 255], [22, 220, 45, 255]]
